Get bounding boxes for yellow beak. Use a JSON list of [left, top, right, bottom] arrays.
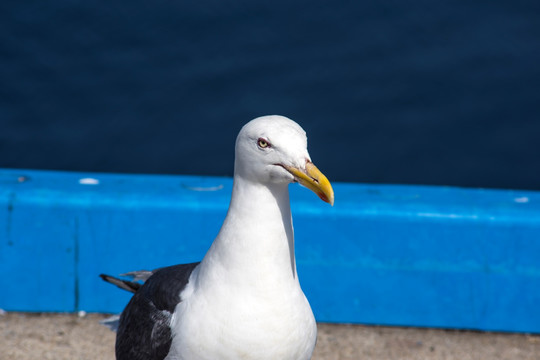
[[283, 161, 334, 206]]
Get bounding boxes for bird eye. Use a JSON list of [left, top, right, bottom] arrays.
[[257, 138, 270, 149]]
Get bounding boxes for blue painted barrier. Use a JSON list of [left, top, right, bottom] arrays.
[[1, 168, 539, 333]]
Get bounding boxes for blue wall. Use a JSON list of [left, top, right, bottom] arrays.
[[1, 168, 539, 333]]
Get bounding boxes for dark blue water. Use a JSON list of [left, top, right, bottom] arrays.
[[1, 1, 539, 190]]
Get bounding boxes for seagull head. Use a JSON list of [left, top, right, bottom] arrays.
[[234, 115, 334, 205]]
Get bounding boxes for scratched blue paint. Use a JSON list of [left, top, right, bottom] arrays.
[[0, 168, 539, 333]]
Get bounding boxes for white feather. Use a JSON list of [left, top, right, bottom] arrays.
[[166, 116, 318, 360]]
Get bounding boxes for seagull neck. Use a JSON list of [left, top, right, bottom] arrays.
[[199, 175, 298, 287]]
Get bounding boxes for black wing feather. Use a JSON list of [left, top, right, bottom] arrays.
[[100, 274, 142, 293], [105, 262, 200, 360]]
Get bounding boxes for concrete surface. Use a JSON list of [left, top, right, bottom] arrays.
[[0, 312, 538, 360]]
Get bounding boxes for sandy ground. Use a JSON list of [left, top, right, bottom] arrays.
[[0, 312, 538, 360]]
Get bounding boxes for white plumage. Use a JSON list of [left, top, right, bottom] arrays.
[[102, 115, 334, 360]]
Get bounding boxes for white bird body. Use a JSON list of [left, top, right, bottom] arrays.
[[101, 115, 333, 360], [168, 177, 316, 359]]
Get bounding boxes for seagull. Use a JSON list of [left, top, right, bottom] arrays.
[[101, 115, 334, 360]]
